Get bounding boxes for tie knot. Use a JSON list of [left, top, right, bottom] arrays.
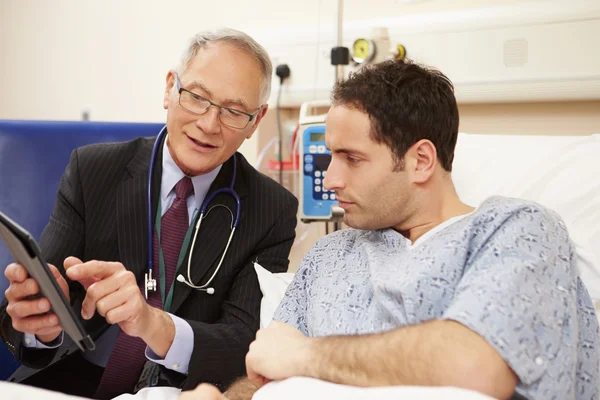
[[174, 176, 194, 200]]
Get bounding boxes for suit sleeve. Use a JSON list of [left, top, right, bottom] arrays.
[[0, 149, 87, 368], [178, 194, 298, 391]]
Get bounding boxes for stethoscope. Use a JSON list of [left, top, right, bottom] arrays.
[[144, 126, 241, 300]]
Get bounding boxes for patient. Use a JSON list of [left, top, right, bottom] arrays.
[[188, 59, 600, 400]]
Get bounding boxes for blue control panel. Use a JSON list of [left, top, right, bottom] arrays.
[[301, 125, 337, 219]]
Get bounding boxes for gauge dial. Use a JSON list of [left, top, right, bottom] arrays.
[[351, 38, 376, 64], [395, 44, 407, 61]]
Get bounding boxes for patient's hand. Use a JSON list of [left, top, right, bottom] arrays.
[[246, 321, 313, 386], [179, 383, 224, 400]]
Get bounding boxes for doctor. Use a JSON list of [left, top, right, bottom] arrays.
[[0, 28, 298, 399]]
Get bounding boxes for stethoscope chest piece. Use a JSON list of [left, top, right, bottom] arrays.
[[145, 268, 157, 299]]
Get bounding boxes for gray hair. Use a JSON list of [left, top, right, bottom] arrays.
[[177, 28, 272, 104]]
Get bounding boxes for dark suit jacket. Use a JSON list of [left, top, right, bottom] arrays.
[[0, 136, 298, 392]]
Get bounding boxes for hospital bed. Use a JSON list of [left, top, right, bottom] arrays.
[[1, 130, 598, 399], [452, 132, 600, 306]]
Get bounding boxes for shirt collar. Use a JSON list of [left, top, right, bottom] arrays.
[[161, 135, 222, 209], [382, 211, 474, 248]]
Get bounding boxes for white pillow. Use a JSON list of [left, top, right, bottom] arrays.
[[453, 133, 600, 302], [254, 262, 294, 328]]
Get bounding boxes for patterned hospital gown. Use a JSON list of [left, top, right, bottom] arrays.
[[274, 196, 599, 400]]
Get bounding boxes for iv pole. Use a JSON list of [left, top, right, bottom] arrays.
[[335, 0, 345, 82], [328, 0, 348, 232]]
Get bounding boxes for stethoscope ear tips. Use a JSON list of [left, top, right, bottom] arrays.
[[176, 273, 214, 294]]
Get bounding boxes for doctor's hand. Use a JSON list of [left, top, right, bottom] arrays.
[[246, 321, 314, 387], [66, 257, 175, 357], [4, 261, 69, 343], [65, 258, 154, 339]]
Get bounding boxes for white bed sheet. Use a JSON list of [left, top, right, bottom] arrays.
[[254, 377, 496, 400], [0, 379, 497, 400], [0, 381, 182, 400]]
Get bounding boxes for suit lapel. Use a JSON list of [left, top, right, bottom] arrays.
[[116, 137, 162, 281], [169, 153, 249, 313]]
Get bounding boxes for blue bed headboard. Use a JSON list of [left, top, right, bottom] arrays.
[[0, 120, 164, 380]]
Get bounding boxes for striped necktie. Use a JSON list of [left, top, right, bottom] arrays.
[[94, 176, 194, 399]]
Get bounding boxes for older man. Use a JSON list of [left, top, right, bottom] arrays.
[[1, 28, 298, 399]]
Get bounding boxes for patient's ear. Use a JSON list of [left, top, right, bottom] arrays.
[[407, 139, 437, 183]]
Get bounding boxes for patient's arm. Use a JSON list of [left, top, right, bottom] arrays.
[[245, 320, 518, 400]]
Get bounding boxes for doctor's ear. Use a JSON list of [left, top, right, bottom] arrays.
[[407, 140, 437, 183], [245, 105, 269, 140], [255, 105, 269, 125], [163, 71, 176, 109]]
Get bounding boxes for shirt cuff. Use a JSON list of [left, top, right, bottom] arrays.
[[145, 313, 193, 375], [23, 332, 64, 349]]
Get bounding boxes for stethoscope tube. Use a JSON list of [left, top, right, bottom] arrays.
[[177, 156, 240, 294], [146, 126, 168, 295], [145, 127, 241, 297]]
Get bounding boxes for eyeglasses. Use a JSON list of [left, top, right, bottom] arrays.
[[175, 73, 260, 130]]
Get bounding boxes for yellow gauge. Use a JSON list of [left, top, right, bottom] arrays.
[[394, 44, 407, 61], [352, 38, 376, 64]]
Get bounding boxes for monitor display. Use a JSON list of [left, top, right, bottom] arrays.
[[310, 132, 326, 142]]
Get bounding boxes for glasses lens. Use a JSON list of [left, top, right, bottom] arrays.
[[179, 91, 210, 115], [220, 108, 251, 129], [179, 89, 252, 129]]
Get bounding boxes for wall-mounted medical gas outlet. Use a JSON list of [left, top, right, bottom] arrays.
[[351, 27, 393, 66]]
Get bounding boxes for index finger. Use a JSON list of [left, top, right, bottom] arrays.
[[4, 263, 28, 283], [66, 260, 124, 281]]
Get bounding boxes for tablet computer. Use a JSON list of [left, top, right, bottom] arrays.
[[0, 210, 95, 352]]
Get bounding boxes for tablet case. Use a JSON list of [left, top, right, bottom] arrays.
[[0, 210, 95, 352]]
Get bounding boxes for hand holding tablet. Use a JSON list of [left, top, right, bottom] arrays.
[[0, 210, 94, 352], [4, 262, 68, 344]]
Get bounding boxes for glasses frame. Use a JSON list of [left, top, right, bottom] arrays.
[[174, 73, 261, 130]]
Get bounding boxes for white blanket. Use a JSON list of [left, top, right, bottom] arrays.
[[0, 379, 496, 400], [254, 377, 496, 399], [0, 382, 181, 400]]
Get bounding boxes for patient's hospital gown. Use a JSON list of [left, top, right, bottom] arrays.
[[274, 196, 600, 400]]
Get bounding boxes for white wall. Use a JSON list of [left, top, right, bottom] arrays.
[[1, 0, 598, 164], [264, 0, 600, 107], [0, 0, 316, 159]]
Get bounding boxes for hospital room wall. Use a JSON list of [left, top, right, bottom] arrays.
[[2, 0, 599, 169], [458, 101, 600, 136]]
